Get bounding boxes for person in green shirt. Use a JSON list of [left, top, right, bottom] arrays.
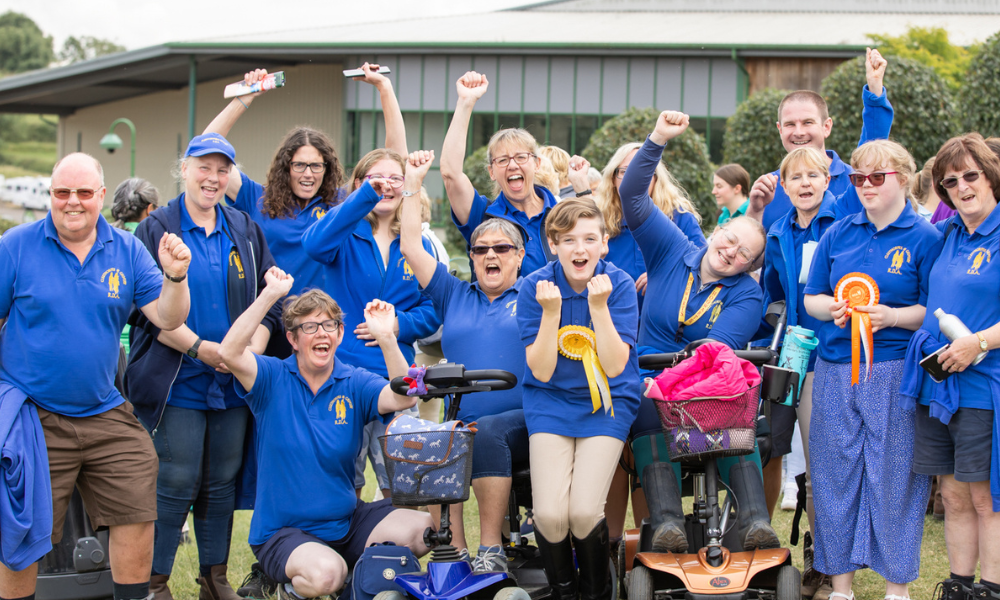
[[713, 163, 750, 227]]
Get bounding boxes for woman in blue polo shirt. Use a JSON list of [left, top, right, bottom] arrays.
[[127, 134, 282, 600], [909, 134, 1000, 600], [218, 267, 433, 600], [803, 139, 943, 599], [619, 110, 776, 555], [517, 197, 640, 600], [399, 149, 527, 572], [441, 72, 591, 276]]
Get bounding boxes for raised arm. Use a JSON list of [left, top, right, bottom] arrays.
[[219, 267, 294, 393], [365, 300, 419, 414], [441, 72, 490, 225], [859, 48, 893, 146], [302, 178, 393, 264], [203, 68, 272, 199], [588, 275, 631, 378], [400, 151, 439, 289], [351, 63, 407, 156], [620, 111, 689, 228], [138, 233, 191, 331], [524, 280, 562, 383]]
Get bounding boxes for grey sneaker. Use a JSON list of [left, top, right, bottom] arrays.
[[472, 545, 509, 573]]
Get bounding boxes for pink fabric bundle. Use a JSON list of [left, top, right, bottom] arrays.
[[645, 342, 761, 402]]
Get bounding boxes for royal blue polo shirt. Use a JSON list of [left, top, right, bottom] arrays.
[[0, 214, 163, 417], [761, 85, 894, 230], [517, 259, 640, 441], [804, 206, 943, 364], [169, 200, 242, 410], [231, 172, 342, 295], [302, 181, 440, 377], [918, 209, 1000, 409], [454, 186, 558, 276], [606, 211, 706, 284], [239, 354, 388, 545], [422, 262, 524, 421]]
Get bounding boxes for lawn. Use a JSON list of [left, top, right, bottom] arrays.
[[168, 470, 956, 600]]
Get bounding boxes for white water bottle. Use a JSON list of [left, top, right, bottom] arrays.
[[934, 308, 987, 366]]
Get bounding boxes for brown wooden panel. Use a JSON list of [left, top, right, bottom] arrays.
[[745, 58, 849, 95]]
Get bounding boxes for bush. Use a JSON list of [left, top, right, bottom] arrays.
[[823, 55, 959, 166], [581, 107, 716, 230], [964, 31, 1000, 138], [463, 145, 493, 199], [722, 88, 791, 182]]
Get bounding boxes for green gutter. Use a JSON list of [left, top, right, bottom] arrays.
[[187, 55, 197, 141], [165, 41, 868, 54]]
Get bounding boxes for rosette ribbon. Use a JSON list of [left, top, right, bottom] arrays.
[[835, 272, 880, 385], [557, 325, 613, 416]]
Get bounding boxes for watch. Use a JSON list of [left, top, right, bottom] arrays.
[[575, 189, 593, 197], [977, 331, 989, 352], [164, 271, 186, 283], [187, 338, 203, 359], [401, 190, 418, 197]]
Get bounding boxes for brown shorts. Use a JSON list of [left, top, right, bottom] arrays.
[[36, 401, 158, 543]]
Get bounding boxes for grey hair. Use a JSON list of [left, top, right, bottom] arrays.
[[171, 156, 239, 184], [111, 178, 159, 228], [52, 152, 104, 187], [470, 218, 524, 250]]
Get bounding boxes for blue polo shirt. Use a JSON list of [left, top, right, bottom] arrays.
[[169, 200, 242, 410], [231, 172, 342, 295], [606, 211, 705, 284], [302, 182, 440, 377], [918, 208, 1000, 409], [454, 186, 558, 276], [804, 206, 943, 364], [422, 262, 524, 422], [0, 215, 162, 417], [517, 260, 640, 441], [761, 85, 894, 230], [239, 354, 387, 545]]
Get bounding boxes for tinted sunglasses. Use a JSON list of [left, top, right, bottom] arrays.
[[940, 170, 984, 190], [51, 187, 100, 200], [848, 172, 898, 187], [470, 244, 516, 255]]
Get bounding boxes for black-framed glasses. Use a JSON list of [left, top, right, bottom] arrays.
[[364, 174, 405, 188], [614, 167, 628, 180], [290, 319, 341, 334], [848, 171, 898, 187], [491, 153, 535, 168], [718, 228, 754, 265], [290, 162, 326, 173], [470, 243, 517, 256], [51, 187, 100, 200], [940, 170, 985, 190]]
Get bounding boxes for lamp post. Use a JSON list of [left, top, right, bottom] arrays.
[[99, 118, 137, 177]]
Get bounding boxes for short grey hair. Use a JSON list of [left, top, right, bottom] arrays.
[[470, 218, 524, 250]]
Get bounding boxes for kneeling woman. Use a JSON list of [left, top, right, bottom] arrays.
[[518, 198, 640, 600], [219, 263, 433, 599]]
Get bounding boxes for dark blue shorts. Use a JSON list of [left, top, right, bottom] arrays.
[[251, 498, 397, 583], [913, 404, 993, 482]]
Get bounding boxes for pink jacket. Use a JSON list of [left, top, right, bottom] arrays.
[[645, 342, 761, 402]]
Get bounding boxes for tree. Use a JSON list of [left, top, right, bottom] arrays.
[[823, 55, 959, 166], [581, 107, 716, 229], [964, 31, 1000, 138], [60, 36, 125, 64], [868, 26, 974, 92], [0, 11, 54, 74], [721, 88, 791, 183]]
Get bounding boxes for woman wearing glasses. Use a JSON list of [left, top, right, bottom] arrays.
[[909, 134, 1000, 600], [619, 110, 778, 554], [803, 139, 942, 600]]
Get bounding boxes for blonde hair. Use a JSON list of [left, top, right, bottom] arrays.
[[350, 148, 405, 236], [419, 186, 432, 223], [596, 142, 701, 238], [282, 289, 345, 332], [910, 157, 936, 206], [535, 153, 562, 198], [779, 147, 829, 181], [486, 128, 540, 197], [538, 145, 570, 187], [850, 140, 918, 211], [545, 197, 607, 242]]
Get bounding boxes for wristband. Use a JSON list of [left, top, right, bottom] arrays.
[[575, 189, 593, 197], [238, 97, 249, 109], [164, 272, 186, 283]]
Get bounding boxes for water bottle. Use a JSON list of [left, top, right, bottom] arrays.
[[777, 326, 818, 406], [934, 308, 987, 366]]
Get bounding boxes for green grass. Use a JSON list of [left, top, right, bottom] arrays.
[[168, 473, 953, 600], [0, 164, 46, 178], [0, 141, 57, 174]]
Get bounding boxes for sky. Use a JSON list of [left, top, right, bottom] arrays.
[[4, 0, 531, 50]]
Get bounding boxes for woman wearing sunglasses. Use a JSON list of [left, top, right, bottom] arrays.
[[803, 139, 942, 600], [908, 133, 1000, 600], [398, 150, 529, 571], [619, 110, 777, 554]]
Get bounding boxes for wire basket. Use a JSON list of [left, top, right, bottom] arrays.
[[665, 426, 757, 462], [652, 384, 760, 433], [381, 430, 474, 506]]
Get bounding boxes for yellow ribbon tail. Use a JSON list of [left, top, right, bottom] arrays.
[[583, 346, 613, 416]]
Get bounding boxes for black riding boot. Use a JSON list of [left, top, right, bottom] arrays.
[[641, 462, 688, 553], [573, 519, 612, 600], [728, 458, 780, 550], [536, 529, 578, 600]]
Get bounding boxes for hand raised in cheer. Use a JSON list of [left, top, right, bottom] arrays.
[[353, 62, 391, 88], [650, 110, 690, 145], [404, 150, 435, 191], [159, 233, 191, 281], [456, 72, 490, 103], [263, 266, 294, 298], [587, 273, 614, 309], [567, 155, 592, 193], [865, 47, 888, 97], [363, 299, 398, 344], [535, 280, 562, 314]]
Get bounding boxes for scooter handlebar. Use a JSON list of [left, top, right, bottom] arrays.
[[389, 364, 518, 396], [638, 346, 776, 371]]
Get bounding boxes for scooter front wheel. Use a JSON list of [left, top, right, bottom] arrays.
[[627, 565, 652, 600], [493, 587, 531, 600], [374, 591, 407, 600], [775, 565, 801, 600]]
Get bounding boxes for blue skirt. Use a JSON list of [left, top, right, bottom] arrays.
[[809, 358, 930, 583]]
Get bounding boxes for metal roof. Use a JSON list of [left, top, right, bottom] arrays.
[[517, 0, 1000, 13]]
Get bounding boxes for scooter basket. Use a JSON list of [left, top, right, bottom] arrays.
[[666, 426, 757, 461], [652, 384, 760, 433], [381, 416, 475, 506]]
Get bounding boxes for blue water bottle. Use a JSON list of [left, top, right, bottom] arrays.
[[777, 325, 818, 406]]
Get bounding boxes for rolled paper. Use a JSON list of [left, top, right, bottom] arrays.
[[557, 325, 613, 416], [835, 273, 879, 385]]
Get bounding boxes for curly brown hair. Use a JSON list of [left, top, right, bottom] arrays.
[[262, 127, 344, 219]]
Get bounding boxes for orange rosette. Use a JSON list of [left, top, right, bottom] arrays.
[[835, 273, 879, 385]]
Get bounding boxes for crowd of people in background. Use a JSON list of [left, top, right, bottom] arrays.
[[1, 47, 998, 600]]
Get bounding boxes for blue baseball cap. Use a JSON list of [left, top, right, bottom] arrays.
[[184, 134, 236, 163]]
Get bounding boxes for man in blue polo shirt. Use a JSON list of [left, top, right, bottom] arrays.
[[0, 153, 192, 600]]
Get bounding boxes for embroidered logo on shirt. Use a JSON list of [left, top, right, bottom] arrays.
[[506, 299, 517, 316], [230, 250, 245, 279], [706, 300, 724, 328], [398, 257, 415, 281], [884, 246, 911, 275], [311, 207, 327, 220], [100, 268, 127, 299], [968, 248, 991, 275], [329, 395, 354, 425]]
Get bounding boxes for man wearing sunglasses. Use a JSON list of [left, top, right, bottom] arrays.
[[0, 153, 192, 600]]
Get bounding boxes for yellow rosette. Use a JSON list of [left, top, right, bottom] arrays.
[[835, 272, 880, 385], [557, 325, 613, 417]]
